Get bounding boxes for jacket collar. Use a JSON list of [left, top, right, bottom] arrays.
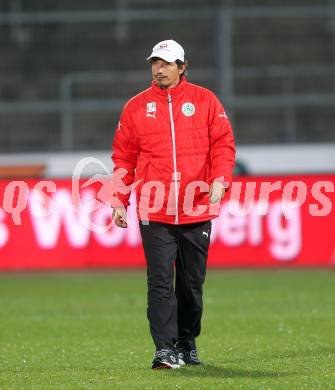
[[151, 76, 188, 97]]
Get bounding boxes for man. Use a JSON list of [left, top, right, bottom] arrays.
[[111, 39, 235, 369]]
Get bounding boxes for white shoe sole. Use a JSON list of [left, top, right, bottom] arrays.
[[164, 361, 180, 369], [152, 361, 180, 369]]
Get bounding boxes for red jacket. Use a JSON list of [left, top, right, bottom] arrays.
[[111, 76, 235, 224]]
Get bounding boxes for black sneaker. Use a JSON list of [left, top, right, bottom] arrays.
[[177, 348, 202, 366], [151, 349, 180, 369]]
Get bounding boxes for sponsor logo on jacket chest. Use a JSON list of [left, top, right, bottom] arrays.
[[146, 102, 156, 119], [182, 102, 195, 117]]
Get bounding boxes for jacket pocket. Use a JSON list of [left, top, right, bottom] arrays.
[[135, 157, 150, 191]]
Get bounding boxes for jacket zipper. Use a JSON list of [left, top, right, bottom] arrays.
[[167, 93, 179, 224]]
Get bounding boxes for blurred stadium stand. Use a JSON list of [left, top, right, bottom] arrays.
[[0, 0, 334, 154]]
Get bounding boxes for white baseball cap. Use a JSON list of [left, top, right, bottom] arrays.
[[146, 40, 185, 63]]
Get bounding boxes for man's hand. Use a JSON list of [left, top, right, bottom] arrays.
[[112, 207, 128, 228], [209, 181, 227, 204]]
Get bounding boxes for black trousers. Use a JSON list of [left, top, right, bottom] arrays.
[[139, 220, 212, 351]]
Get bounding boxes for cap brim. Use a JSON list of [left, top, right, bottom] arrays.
[[146, 52, 179, 63]]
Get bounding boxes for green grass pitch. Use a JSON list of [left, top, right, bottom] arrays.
[[0, 269, 334, 389]]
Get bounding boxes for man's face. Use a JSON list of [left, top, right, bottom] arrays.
[[151, 58, 185, 89]]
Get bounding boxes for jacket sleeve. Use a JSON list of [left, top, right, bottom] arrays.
[[111, 102, 139, 207], [208, 92, 236, 188]]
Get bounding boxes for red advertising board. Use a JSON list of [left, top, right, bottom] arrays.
[[0, 175, 334, 270]]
